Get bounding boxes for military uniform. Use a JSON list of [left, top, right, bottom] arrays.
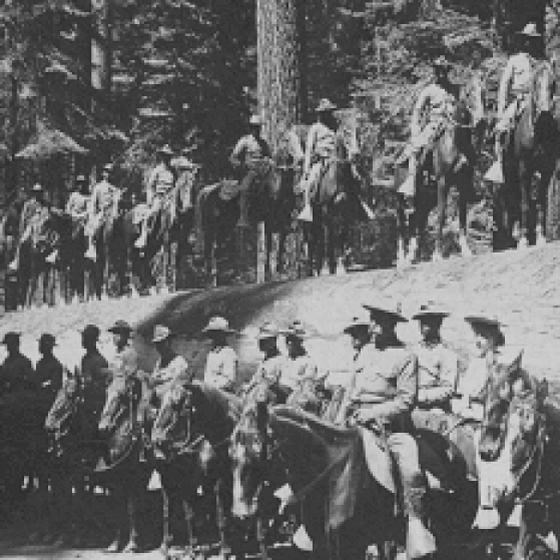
[[66, 191, 90, 225], [36, 354, 63, 400], [81, 349, 109, 407], [107, 343, 138, 389], [87, 179, 119, 236], [0, 352, 36, 394], [203, 345, 238, 391], [496, 51, 536, 134], [152, 354, 190, 402], [19, 198, 49, 242]]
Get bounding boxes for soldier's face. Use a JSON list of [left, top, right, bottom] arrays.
[[6, 340, 18, 354], [473, 330, 492, 358], [113, 332, 128, 348], [250, 125, 261, 137], [258, 337, 277, 354], [420, 318, 442, 340], [286, 336, 302, 358]]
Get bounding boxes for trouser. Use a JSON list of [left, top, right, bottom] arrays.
[[297, 158, 329, 222]]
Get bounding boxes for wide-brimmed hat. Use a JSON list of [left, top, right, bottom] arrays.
[[362, 299, 407, 324], [202, 316, 235, 335], [249, 114, 263, 126], [39, 333, 57, 347], [464, 314, 502, 328], [343, 316, 371, 334], [32, 183, 43, 192], [2, 331, 21, 344], [152, 324, 172, 343], [315, 98, 337, 113], [280, 320, 307, 340], [108, 320, 133, 334], [157, 144, 174, 156], [173, 155, 198, 170], [76, 174, 87, 183], [433, 55, 452, 70], [257, 321, 279, 340], [517, 23, 541, 37], [81, 324, 100, 340], [102, 163, 113, 171], [412, 302, 450, 321]]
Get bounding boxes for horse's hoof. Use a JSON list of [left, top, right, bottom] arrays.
[[432, 252, 443, 262], [517, 237, 529, 250], [123, 540, 141, 553], [106, 541, 121, 553], [536, 236, 547, 248]]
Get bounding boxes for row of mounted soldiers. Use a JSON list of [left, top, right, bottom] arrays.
[[0, 297, 521, 557]]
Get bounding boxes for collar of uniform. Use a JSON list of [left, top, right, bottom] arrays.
[[419, 337, 442, 349], [375, 335, 404, 351]]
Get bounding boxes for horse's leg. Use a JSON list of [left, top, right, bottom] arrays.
[[256, 515, 269, 560], [106, 484, 125, 552], [407, 203, 418, 263], [432, 176, 446, 261], [458, 168, 473, 257], [215, 480, 229, 558], [122, 485, 141, 553], [536, 163, 550, 247], [518, 158, 531, 249], [160, 486, 171, 556]]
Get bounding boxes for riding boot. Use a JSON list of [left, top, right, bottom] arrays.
[[402, 474, 437, 559], [8, 246, 19, 271], [135, 221, 148, 249], [236, 189, 250, 228], [484, 136, 504, 184], [85, 237, 96, 261], [297, 178, 313, 223]]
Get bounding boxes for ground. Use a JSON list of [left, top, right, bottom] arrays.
[[1, 242, 560, 558]]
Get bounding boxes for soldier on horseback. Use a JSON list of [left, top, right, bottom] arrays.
[[230, 114, 272, 227], [299, 98, 338, 222], [0, 332, 35, 395], [488, 22, 543, 183], [337, 302, 436, 560], [9, 183, 50, 271], [202, 316, 238, 392], [279, 321, 321, 412], [400, 57, 459, 197], [135, 145, 176, 249], [35, 333, 63, 402], [107, 320, 138, 388], [411, 303, 458, 425], [86, 164, 120, 261], [65, 175, 90, 226]]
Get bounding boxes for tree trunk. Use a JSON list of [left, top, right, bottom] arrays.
[[91, 0, 112, 93], [257, 0, 306, 152]]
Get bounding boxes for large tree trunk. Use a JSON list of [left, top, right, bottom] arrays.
[[257, 0, 306, 151]]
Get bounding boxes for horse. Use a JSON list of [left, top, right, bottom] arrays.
[[152, 381, 242, 558], [298, 127, 371, 276], [97, 375, 153, 552], [194, 129, 301, 285], [395, 77, 485, 264], [495, 60, 557, 250], [230, 399, 476, 560], [44, 375, 108, 544], [478, 362, 560, 560]]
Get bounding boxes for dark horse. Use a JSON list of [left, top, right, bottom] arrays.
[[479, 361, 560, 560], [299, 128, 371, 275], [495, 61, 557, 250], [194, 129, 301, 285], [97, 375, 153, 552], [395, 76, 485, 264], [152, 381, 242, 558], [44, 375, 108, 544]]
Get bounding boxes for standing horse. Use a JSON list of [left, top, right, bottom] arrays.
[[97, 375, 153, 552], [152, 381, 242, 558], [195, 129, 302, 285], [300, 130, 370, 276], [395, 78, 484, 264], [44, 375, 108, 544], [495, 61, 557, 250], [478, 365, 560, 560]]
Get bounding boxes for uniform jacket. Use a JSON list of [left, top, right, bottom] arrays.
[[411, 83, 455, 137], [152, 354, 190, 400], [147, 163, 176, 203], [0, 352, 36, 394], [36, 355, 63, 398], [20, 199, 49, 237], [303, 122, 336, 173], [66, 192, 90, 221], [230, 134, 271, 169], [203, 345, 238, 390], [498, 52, 535, 115], [90, 180, 119, 216], [279, 353, 318, 392]]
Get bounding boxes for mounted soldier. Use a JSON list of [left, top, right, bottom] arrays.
[[486, 23, 543, 184], [9, 183, 51, 271], [280, 321, 321, 413], [202, 316, 238, 392], [336, 302, 436, 560], [298, 98, 338, 222], [230, 114, 273, 227], [86, 164, 120, 261], [65, 175, 90, 227], [106, 320, 138, 389], [135, 145, 177, 249], [35, 333, 63, 403], [411, 303, 458, 431], [399, 56, 459, 198], [0, 332, 36, 395]]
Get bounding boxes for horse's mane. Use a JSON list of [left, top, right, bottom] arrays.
[[189, 380, 243, 426]]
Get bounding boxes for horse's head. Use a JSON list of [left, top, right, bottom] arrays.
[[230, 399, 270, 519], [98, 375, 142, 435], [479, 354, 534, 462], [44, 376, 81, 456], [152, 382, 195, 459]]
